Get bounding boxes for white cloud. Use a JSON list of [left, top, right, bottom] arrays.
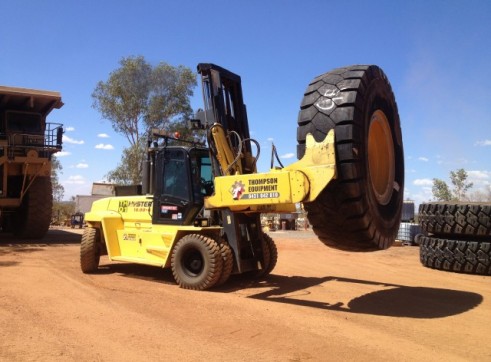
[[475, 140, 491, 146], [468, 170, 490, 180], [413, 178, 433, 186], [267, 137, 274, 142], [63, 135, 84, 145], [95, 143, 114, 150], [418, 157, 429, 162], [75, 162, 89, 169], [280, 153, 295, 159], [55, 151, 71, 157], [98, 133, 110, 138], [65, 175, 85, 185], [65, 126, 75, 132]]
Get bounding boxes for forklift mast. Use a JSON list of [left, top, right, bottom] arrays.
[[197, 63, 257, 176]]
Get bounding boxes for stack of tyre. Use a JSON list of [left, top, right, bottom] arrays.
[[397, 201, 421, 245], [417, 202, 491, 275]]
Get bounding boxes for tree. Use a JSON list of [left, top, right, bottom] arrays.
[[92, 56, 197, 184], [432, 168, 473, 201], [450, 168, 473, 201], [51, 156, 64, 201], [432, 178, 452, 201]]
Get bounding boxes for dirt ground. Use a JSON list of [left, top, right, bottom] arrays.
[[0, 228, 490, 362]]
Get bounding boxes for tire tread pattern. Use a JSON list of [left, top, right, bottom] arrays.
[[297, 65, 404, 250], [256, 233, 278, 277], [171, 234, 223, 290], [419, 202, 491, 238], [216, 241, 234, 286], [80, 227, 100, 273], [419, 235, 491, 275], [15, 177, 53, 239]]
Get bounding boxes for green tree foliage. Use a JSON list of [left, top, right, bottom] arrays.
[[432, 168, 474, 201], [51, 156, 75, 225], [51, 156, 64, 202], [52, 199, 76, 226], [450, 168, 474, 201], [92, 56, 197, 184], [432, 178, 452, 201]]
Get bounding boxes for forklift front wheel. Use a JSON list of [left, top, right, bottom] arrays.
[[171, 234, 224, 290], [255, 233, 278, 277]]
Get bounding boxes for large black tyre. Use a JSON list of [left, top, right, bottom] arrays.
[[255, 233, 278, 277], [418, 235, 491, 275], [419, 202, 491, 239], [14, 177, 53, 239], [80, 227, 101, 273], [216, 241, 234, 286], [171, 234, 223, 290], [297, 65, 404, 250]]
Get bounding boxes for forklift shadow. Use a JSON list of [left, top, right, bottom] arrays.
[[218, 274, 483, 319], [97, 262, 176, 286]]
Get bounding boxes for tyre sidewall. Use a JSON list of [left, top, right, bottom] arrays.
[[361, 74, 404, 231], [172, 235, 217, 289]]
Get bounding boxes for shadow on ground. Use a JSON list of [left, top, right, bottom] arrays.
[[223, 274, 483, 319], [89, 261, 483, 319], [0, 228, 82, 246]]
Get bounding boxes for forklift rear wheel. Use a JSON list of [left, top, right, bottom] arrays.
[[80, 227, 101, 273], [171, 234, 224, 290], [297, 65, 404, 250]]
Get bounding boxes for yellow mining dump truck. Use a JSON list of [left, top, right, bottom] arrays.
[[82, 64, 404, 290], [0, 86, 63, 238]]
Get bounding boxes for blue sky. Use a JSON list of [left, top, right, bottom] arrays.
[[1, 0, 490, 206]]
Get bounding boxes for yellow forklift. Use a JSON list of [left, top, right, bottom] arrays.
[[81, 63, 404, 290]]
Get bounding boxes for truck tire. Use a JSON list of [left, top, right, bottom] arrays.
[[14, 177, 53, 239], [171, 234, 223, 290], [216, 241, 234, 286], [419, 235, 491, 275], [419, 202, 491, 239], [297, 65, 404, 250], [80, 227, 101, 273], [256, 233, 278, 277]]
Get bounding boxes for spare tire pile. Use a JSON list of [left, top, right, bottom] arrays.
[[417, 202, 491, 275]]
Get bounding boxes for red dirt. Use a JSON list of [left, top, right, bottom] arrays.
[[1, 228, 490, 361]]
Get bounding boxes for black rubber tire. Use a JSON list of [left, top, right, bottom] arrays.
[[419, 202, 491, 239], [297, 65, 404, 250], [419, 235, 491, 275], [14, 177, 53, 239], [80, 227, 101, 273], [171, 234, 223, 290], [216, 241, 234, 286], [256, 233, 278, 277]]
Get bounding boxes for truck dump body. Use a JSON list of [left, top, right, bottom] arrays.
[[0, 85, 64, 238], [0, 86, 63, 115]]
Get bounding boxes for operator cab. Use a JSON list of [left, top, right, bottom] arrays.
[[152, 146, 213, 225]]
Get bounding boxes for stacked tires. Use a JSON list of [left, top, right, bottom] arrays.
[[418, 202, 491, 275]]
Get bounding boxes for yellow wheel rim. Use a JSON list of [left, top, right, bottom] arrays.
[[368, 110, 395, 205]]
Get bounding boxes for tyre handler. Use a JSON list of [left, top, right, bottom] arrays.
[[82, 64, 404, 290]]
